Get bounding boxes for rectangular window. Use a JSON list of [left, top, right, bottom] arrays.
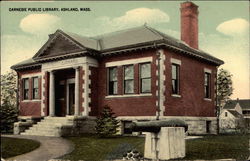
[[140, 63, 151, 93], [205, 72, 211, 98], [108, 67, 118, 95], [124, 65, 134, 94], [32, 77, 39, 99], [171, 64, 180, 94], [23, 78, 29, 100], [225, 112, 227, 117]]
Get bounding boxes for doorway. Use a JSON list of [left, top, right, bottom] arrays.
[[68, 83, 75, 115]]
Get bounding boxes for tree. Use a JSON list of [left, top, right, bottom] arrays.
[[216, 68, 233, 133], [0, 70, 18, 133], [95, 105, 120, 137]]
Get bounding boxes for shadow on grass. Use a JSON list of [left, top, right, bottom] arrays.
[[1, 137, 40, 159]]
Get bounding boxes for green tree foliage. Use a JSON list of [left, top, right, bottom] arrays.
[[217, 68, 233, 110], [1, 70, 18, 133], [95, 105, 120, 137], [216, 68, 233, 133]]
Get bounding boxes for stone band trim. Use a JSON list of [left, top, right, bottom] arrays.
[[204, 68, 212, 73], [170, 58, 182, 65], [21, 73, 41, 79], [105, 93, 152, 98], [105, 57, 153, 67]]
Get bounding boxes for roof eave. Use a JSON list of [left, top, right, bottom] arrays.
[[101, 41, 224, 66]]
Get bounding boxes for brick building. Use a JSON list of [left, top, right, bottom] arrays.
[[12, 2, 224, 136]]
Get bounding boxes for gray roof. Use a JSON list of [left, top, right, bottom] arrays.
[[11, 58, 40, 69], [227, 110, 243, 118], [224, 99, 250, 110], [12, 25, 224, 70], [64, 31, 100, 50]]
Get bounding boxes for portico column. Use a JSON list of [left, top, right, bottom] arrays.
[[49, 71, 55, 116], [74, 67, 80, 116]]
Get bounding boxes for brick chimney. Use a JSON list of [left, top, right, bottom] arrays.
[[180, 1, 199, 49]]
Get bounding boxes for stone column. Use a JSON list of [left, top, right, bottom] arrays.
[[49, 71, 55, 116], [74, 67, 80, 116]]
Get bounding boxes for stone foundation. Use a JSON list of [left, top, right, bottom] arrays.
[[14, 116, 43, 134]]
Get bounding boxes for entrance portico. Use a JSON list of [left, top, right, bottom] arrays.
[[41, 57, 98, 117]]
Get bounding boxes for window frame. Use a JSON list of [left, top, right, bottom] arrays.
[[123, 64, 134, 94], [32, 77, 39, 99], [108, 67, 118, 95], [23, 78, 29, 100], [139, 62, 151, 93], [204, 72, 211, 98], [171, 63, 180, 95]]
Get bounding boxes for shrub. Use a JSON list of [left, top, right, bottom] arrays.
[[1, 103, 18, 133], [95, 105, 119, 137]]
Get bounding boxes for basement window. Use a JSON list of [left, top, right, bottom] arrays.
[[23, 78, 29, 100], [124, 65, 134, 94], [108, 67, 118, 95]]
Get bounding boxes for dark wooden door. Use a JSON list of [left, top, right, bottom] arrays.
[[68, 83, 75, 115], [55, 83, 66, 116]]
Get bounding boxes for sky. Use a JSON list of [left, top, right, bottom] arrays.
[[1, 1, 249, 99]]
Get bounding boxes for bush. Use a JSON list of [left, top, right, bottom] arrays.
[[95, 105, 119, 137], [1, 103, 18, 133]]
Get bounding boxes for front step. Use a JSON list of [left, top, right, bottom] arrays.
[[20, 117, 74, 137]]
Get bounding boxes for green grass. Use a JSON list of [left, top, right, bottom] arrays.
[[1, 137, 40, 159], [62, 134, 249, 161], [61, 134, 144, 161], [184, 134, 249, 160]]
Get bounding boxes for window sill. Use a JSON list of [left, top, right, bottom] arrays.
[[105, 93, 152, 98], [204, 98, 212, 101], [171, 94, 181, 98], [22, 99, 41, 102]]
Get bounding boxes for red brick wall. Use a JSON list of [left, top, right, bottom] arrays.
[[97, 48, 217, 117], [181, 2, 199, 49], [97, 49, 158, 116], [164, 50, 216, 117], [18, 68, 42, 116]]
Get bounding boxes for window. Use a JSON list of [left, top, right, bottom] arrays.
[[108, 67, 118, 95], [171, 64, 180, 94], [225, 112, 228, 117], [23, 78, 29, 100], [32, 77, 39, 99], [140, 63, 151, 93], [204, 72, 211, 98], [124, 65, 134, 94]]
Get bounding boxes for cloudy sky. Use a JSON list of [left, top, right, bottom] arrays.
[[1, 1, 249, 99]]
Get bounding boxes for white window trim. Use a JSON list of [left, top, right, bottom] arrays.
[[21, 99, 41, 103], [204, 98, 212, 101], [170, 58, 181, 65], [204, 68, 212, 73], [105, 57, 152, 67], [21, 74, 41, 79], [171, 94, 181, 98], [105, 93, 152, 99]]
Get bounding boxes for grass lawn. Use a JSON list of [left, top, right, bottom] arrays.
[[61, 134, 144, 161], [1, 137, 40, 159], [61, 134, 249, 161], [184, 134, 249, 160]]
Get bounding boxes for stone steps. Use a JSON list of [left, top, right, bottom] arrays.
[[20, 117, 74, 137]]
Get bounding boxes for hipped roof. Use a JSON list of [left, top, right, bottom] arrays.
[[11, 25, 224, 70]]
